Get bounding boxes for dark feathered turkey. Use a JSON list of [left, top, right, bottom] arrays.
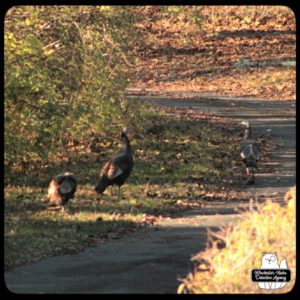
[[240, 120, 260, 184], [48, 172, 77, 211], [95, 127, 134, 197]]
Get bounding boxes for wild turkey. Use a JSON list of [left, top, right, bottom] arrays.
[[240, 120, 260, 184], [47, 172, 77, 211], [95, 127, 134, 198]]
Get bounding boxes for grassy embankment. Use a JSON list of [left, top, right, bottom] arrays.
[[178, 186, 296, 294]]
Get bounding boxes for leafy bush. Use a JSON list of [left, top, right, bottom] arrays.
[[4, 6, 141, 182], [178, 186, 296, 294]]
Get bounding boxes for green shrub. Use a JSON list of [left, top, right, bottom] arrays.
[[4, 6, 140, 182]]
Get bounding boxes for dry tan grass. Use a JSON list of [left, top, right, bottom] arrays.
[[178, 186, 296, 294]]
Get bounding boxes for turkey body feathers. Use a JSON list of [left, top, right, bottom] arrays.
[[95, 130, 133, 194], [240, 134, 260, 164], [48, 172, 77, 206], [240, 121, 260, 183], [240, 141, 260, 167]]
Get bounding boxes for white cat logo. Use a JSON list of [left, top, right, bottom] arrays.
[[258, 253, 288, 290]]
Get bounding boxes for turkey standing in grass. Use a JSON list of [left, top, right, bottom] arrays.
[[240, 120, 260, 184], [48, 172, 77, 211], [95, 127, 134, 198]]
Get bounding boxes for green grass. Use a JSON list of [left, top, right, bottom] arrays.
[[5, 106, 255, 271]]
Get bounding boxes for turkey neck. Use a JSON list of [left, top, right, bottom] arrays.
[[244, 126, 251, 139], [121, 132, 132, 154]]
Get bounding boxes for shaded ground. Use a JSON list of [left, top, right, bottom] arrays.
[[5, 94, 295, 294]]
